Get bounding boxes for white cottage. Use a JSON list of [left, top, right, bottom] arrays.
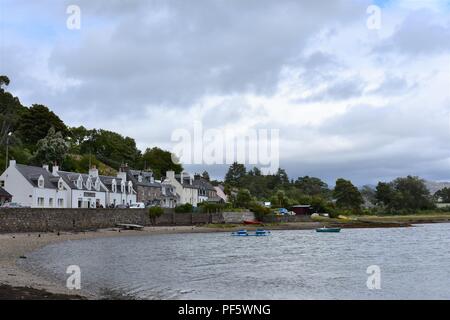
[[163, 171, 199, 207], [0, 161, 69, 208], [0, 160, 137, 208]]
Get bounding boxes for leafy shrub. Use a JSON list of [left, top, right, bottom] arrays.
[[249, 201, 271, 221], [175, 203, 194, 213], [148, 206, 164, 225]]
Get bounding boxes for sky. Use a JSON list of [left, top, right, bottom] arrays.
[[1, 0, 450, 185]]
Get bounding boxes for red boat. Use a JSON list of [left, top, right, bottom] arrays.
[[243, 220, 262, 225]]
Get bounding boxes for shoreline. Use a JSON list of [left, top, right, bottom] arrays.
[[0, 225, 235, 300], [0, 219, 445, 300]]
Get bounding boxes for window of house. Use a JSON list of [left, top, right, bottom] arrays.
[[58, 180, 64, 190], [77, 177, 83, 189], [121, 183, 125, 193], [95, 179, 100, 191], [49, 198, 54, 207], [0, 180, 4, 187], [86, 179, 91, 190], [58, 198, 64, 207], [38, 177, 44, 188], [37, 197, 44, 207]]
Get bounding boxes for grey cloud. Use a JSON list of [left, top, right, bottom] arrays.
[[368, 74, 416, 96], [296, 76, 366, 103], [375, 9, 450, 55], [47, 0, 366, 112]]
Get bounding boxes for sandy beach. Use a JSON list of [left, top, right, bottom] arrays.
[[0, 225, 243, 299]]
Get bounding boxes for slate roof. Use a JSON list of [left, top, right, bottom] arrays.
[[98, 175, 127, 193], [175, 173, 199, 189], [125, 169, 161, 188], [57, 171, 104, 192], [13, 164, 131, 193], [15, 164, 59, 189], [193, 177, 215, 191]]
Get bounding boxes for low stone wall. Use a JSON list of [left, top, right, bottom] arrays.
[[0, 208, 246, 233], [222, 211, 256, 224]]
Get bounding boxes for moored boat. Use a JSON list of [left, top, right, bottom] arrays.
[[243, 220, 262, 225], [232, 229, 271, 236], [316, 227, 341, 233]]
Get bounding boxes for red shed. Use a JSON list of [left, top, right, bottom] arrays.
[[291, 205, 312, 215]]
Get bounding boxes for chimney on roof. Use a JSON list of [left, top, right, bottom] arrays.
[[43, 164, 49, 172], [120, 163, 129, 172], [89, 165, 99, 178], [117, 171, 126, 182], [166, 171, 175, 180], [9, 160, 16, 167], [52, 165, 59, 176]]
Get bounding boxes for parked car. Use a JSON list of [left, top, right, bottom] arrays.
[[1, 202, 29, 208], [114, 204, 128, 209], [129, 202, 146, 209]]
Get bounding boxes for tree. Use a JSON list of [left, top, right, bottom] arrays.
[[142, 147, 183, 179], [0, 75, 25, 147], [16, 104, 68, 147], [333, 178, 363, 211], [33, 127, 69, 166], [270, 189, 290, 208], [274, 168, 289, 185], [393, 176, 434, 211], [375, 176, 434, 213], [234, 189, 252, 208], [435, 187, 450, 203], [360, 185, 376, 207], [375, 182, 397, 209], [0, 75, 10, 88], [81, 129, 142, 169], [225, 162, 246, 187], [295, 176, 330, 198], [68, 126, 90, 153], [201, 170, 210, 181], [148, 206, 164, 225]]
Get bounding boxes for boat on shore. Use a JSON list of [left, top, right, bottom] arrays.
[[232, 229, 271, 236], [316, 227, 341, 233], [243, 220, 262, 225]]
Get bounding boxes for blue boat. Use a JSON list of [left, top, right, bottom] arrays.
[[232, 229, 271, 236]]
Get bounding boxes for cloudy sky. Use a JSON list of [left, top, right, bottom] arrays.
[[1, 0, 450, 185]]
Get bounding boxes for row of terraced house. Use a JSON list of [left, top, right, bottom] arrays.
[[0, 160, 227, 208]]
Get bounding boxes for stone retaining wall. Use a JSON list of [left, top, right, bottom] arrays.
[[0, 208, 241, 233]]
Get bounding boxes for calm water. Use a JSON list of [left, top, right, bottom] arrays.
[[21, 223, 450, 299]]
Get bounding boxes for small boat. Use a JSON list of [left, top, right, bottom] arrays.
[[232, 229, 249, 236], [243, 220, 262, 225], [116, 223, 145, 230], [254, 229, 271, 236], [316, 227, 341, 233], [232, 229, 271, 236]]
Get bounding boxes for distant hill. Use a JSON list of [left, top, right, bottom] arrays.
[[425, 180, 450, 194]]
